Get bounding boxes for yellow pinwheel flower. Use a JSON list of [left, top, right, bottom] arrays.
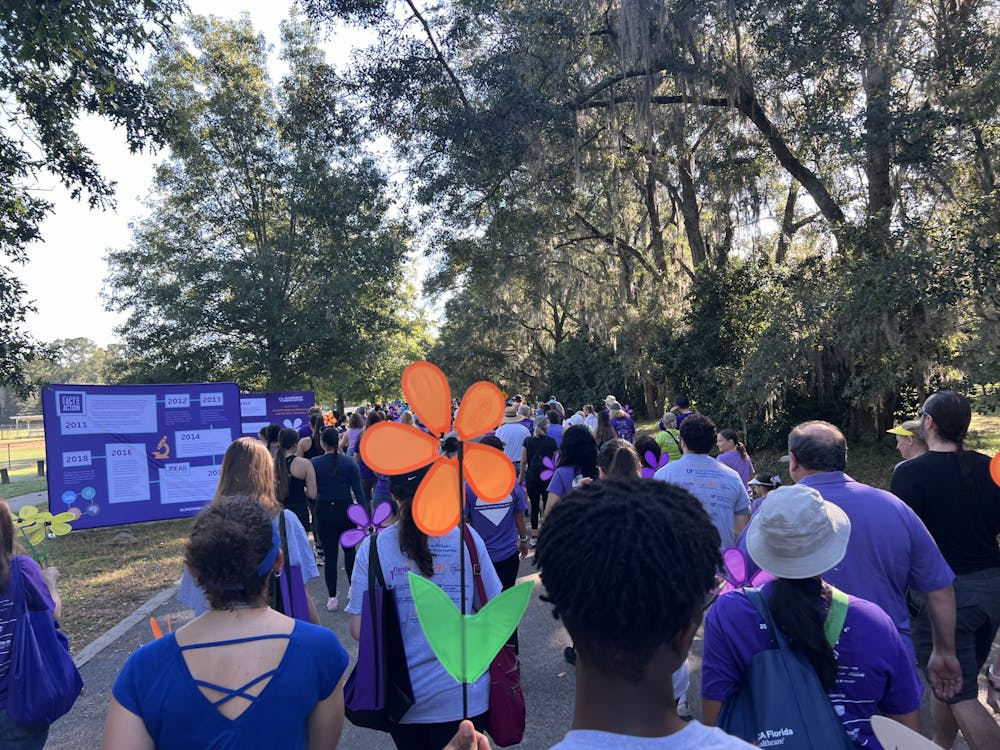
[[45, 511, 75, 537], [12, 504, 40, 526], [22, 512, 53, 547]]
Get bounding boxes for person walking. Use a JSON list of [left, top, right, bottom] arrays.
[[786, 421, 960, 704], [275, 427, 317, 535], [701, 484, 922, 749], [715, 428, 754, 493], [346, 467, 501, 750], [311, 427, 366, 612], [891, 391, 1000, 749], [521, 416, 557, 545], [0, 502, 69, 750]]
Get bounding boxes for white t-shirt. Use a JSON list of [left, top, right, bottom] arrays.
[[346, 524, 502, 724], [550, 723, 755, 749], [496, 422, 531, 464], [178, 509, 319, 616]]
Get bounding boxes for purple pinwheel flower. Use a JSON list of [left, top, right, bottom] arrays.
[[339, 502, 394, 548], [640, 451, 669, 478], [718, 547, 775, 595], [540, 452, 560, 482], [622, 404, 635, 418]]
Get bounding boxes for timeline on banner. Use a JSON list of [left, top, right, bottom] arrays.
[[42, 383, 241, 530]]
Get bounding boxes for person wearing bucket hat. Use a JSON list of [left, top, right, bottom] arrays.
[[496, 406, 530, 475], [701, 484, 923, 749], [887, 419, 927, 468]]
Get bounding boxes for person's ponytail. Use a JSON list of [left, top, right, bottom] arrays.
[[274, 428, 299, 503], [398, 499, 433, 577], [769, 578, 838, 689]]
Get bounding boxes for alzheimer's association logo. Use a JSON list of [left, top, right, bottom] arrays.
[[56, 392, 85, 415]]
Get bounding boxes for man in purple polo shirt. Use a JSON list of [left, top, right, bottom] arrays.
[[786, 420, 962, 702]]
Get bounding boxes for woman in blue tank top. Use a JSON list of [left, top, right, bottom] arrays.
[[102, 496, 350, 749]]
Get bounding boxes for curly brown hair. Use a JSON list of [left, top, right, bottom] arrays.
[[185, 495, 275, 610]]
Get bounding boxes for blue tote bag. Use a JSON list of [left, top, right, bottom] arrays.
[[718, 587, 853, 750], [7, 557, 83, 724]]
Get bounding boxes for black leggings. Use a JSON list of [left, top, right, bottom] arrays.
[[283, 498, 311, 537], [388, 712, 488, 750], [493, 551, 521, 651], [315, 500, 356, 597], [526, 478, 549, 530]]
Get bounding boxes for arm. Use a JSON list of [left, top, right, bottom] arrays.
[[306, 595, 320, 626], [515, 513, 529, 559], [41, 565, 63, 621], [349, 614, 361, 642], [519, 447, 528, 484], [101, 697, 155, 750], [924, 585, 962, 701], [349, 461, 365, 506], [701, 698, 722, 726], [989, 653, 1000, 713], [732, 512, 750, 540], [544, 491, 561, 519], [303, 460, 317, 500], [885, 710, 921, 733], [306, 678, 345, 750], [296, 436, 311, 458]]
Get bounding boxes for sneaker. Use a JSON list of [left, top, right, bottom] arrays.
[[529, 537, 537, 548], [315, 551, 325, 566], [676, 696, 692, 720], [564, 646, 576, 666], [326, 596, 339, 611]]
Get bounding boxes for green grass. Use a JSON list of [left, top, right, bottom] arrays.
[[26, 517, 193, 653], [0, 437, 47, 498]]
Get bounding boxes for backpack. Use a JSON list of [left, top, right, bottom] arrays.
[[718, 587, 853, 750]]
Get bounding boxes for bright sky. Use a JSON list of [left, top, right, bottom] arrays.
[[13, 2, 372, 347]]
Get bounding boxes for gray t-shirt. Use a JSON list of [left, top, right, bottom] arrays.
[[550, 723, 755, 749], [654, 454, 750, 549]]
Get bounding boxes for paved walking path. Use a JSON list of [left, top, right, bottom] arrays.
[[40, 541, 993, 749]]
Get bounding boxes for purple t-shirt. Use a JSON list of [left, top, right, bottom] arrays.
[[546, 424, 563, 446], [0, 556, 56, 709], [797, 472, 954, 643], [548, 465, 583, 500], [703, 584, 922, 750], [717, 450, 754, 489], [518, 418, 535, 434], [465, 484, 528, 561], [610, 416, 635, 442]]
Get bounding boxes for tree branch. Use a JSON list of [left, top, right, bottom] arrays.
[[402, 0, 471, 110]]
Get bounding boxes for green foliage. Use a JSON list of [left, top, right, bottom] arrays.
[[544, 330, 638, 414], [105, 15, 423, 397], [308, 0, 1000, 437], [0, 0, 182, 395]]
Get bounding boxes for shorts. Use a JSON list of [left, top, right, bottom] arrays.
[[913, 567, 1000, 703]]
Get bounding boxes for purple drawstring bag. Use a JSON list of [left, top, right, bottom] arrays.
[[8, 557, 83, 724], [344, 534, 413, 730]]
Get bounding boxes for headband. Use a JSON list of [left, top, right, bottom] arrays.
[[256, 524, 281, 577]]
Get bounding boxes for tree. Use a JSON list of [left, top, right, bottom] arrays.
[[9, 338, 118, 416], [106, 15, 421, 397], [1, 0, 183, 395], [309, 0, 1000, 436]]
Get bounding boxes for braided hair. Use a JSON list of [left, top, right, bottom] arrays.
[[536, 478, 722, 682]]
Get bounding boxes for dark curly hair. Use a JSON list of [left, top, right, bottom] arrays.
[[556, 424, 599, 479], [535, 478, 721, 682], [185, 495, 275, 610]]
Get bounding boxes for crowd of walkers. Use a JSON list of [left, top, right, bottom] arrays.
[[3, 387, 1000, 749]]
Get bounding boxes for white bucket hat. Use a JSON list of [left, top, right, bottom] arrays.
[[746, 484, 851, 579]]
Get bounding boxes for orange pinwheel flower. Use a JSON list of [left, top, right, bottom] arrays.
[[360, 362, 515, 536]]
